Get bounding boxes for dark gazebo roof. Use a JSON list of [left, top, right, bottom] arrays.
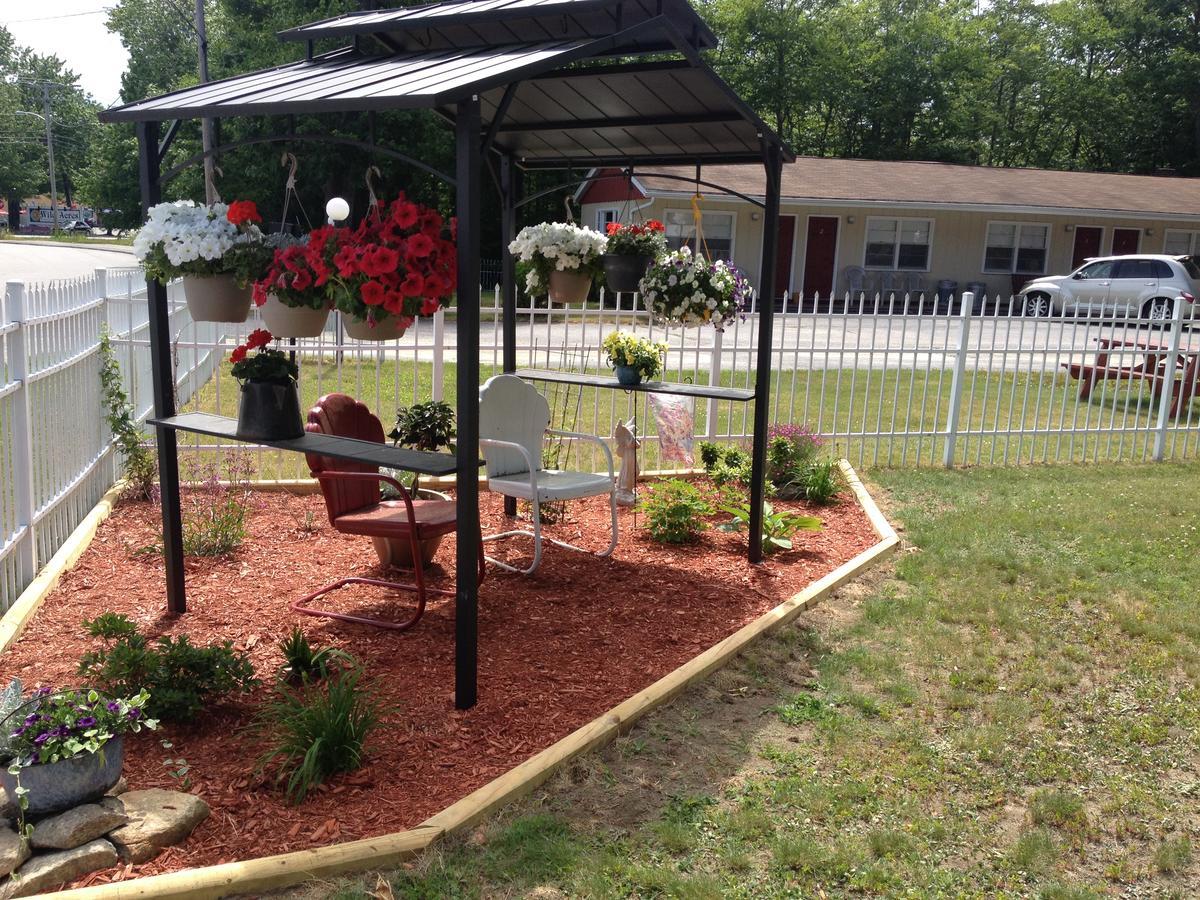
[[98, 1, 791, 168]]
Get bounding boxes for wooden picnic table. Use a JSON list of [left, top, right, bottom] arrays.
[[1063, 336, 1200, 417]]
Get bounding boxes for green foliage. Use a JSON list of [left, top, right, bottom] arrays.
[[696, 441, 757, 493], [278, 628, 352, 684], [602, 331, 668, 380], [1029, 790, 1088, 833], [765, 428, 842, 505], [99, 327, 157, 501], [719, 501, 821, 553], [78, 614, 258, 722], [642, 479, 712, 544], [253, 665, 383, 804], [388, 401, 456, 452], [1153, 835, 1191, 874], [5, 688, 157, 767], [180, 455, 254, 556]]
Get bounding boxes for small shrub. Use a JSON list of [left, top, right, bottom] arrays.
[[78, 614, 258, 721], [180, 454, 255, 556], [279, 628, 352, 684], [719, 501, 821, 553], [642, 479, 712, 544], [1154, 835, 1191, 874], [253, 665, 383, 804], [767, 426, 843, 505], [1029, 790, 1088, 833]]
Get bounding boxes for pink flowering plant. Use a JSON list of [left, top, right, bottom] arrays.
[[4, 686, 156, 768]]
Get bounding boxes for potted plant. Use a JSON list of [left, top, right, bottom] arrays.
[[134, 199, 271, 323], [326, 195, 457, 341], [1, 684, 157, 820], [602, 331, 668, 386], [230, 328, 303, 441], [252, 231, 334, 338], [385, 400, 456, 567], [602, 220, 667, 293], [639, 246, 750, 330], [508, 221, 607, 304]]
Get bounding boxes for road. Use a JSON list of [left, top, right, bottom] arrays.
[[0, 241, 135, 284]]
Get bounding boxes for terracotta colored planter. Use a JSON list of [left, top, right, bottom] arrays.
[[547, 270, 592, 305], [183, 274, 251, 323], [259, 294, 331, 338], [343, 314, 409, 342]]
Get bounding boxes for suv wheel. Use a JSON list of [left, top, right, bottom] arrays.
[[1023, 292, 1051, 317], [1143, 297, 1173, 324]]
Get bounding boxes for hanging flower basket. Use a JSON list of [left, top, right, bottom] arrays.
[[508, 221, 607, 305], [253, 233, 332, 338], [135, 200, 271, 323], [230, 329, 303, 441], [324, 194, 458, 341], [639, 247, 750, 330], [601, 220, 667, 294]]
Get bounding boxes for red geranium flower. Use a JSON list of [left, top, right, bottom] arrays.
[[227, 200, 262, 227], [230, 345, 247, 363], [246, 328, 273, 349]]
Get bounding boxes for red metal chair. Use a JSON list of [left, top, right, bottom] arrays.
[[296, 393, 483, 631]]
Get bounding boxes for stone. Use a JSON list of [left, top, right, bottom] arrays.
[[105, 789, 209, 864], [105, 777, 128, 797], [0, 829, 28, 878], [30, 803, 128, 851], [2, 839, 117, 898]]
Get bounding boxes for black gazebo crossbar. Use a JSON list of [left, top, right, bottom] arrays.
[[103, 0, 791, 711]]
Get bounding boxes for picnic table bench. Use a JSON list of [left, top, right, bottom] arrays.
[[1063, 336, 1200, 418]]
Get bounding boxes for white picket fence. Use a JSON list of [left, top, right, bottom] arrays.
[[4, 273, 1200, 611]]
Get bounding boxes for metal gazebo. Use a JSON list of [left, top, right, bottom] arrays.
[[98, 0, 794, 710]]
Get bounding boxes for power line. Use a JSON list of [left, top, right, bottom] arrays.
[[1, 9, 111, 25]]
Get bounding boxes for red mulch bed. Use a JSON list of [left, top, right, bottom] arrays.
[[0, 481, 876, 885]]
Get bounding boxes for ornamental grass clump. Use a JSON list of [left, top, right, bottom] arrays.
[[78, 613, 258, 722], [642, 479, 713, 544], [253, 664, 384, 804], [766, 425, 843, 505], [508, 221, 608, 295], [602, 331, 669, 381], [134, 199, 271, 287], [179, 453, 256, 557], [278, 628, 352, 685], [639, 246, 750, 330]]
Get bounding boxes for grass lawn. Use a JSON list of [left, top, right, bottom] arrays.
[[297, 463, 1199, 898]]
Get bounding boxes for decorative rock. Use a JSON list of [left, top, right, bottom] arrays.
[[0, 829, 28, 878], [30, 803, 128, 851], [105, 789, 209, 864], [2, 839, 116, 898], [105, 777, 128, 797]]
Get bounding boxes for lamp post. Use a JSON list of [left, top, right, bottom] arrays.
[[325, 196, 350, 225]]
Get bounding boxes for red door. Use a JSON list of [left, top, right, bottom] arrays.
[[774, 215, 796, 298], [1071, 226, 1102, 269], [1112, 228, 1140, 255], [801, 216, 838, 299]]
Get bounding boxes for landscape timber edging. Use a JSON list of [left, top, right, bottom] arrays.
[[45, 460, 897, 900]]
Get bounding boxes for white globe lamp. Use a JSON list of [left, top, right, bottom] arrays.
[[325, 197, 350, 224]]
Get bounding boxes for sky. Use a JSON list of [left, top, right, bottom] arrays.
[[4, 1, 130, 107]]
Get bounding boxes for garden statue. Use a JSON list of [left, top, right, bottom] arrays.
[[614, 417, 640, 506]]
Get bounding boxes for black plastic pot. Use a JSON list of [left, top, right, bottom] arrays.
[[602, 253, 653, 294], [237, 379, 304, 441]]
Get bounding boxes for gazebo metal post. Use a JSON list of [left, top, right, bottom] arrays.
[[748, 140, 783, 565], [499, 152, 521, 517], [136, 119, 187, 613], [454, 96, 482, 709]]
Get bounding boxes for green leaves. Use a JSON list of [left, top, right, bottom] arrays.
[[389, 401, 456, 453], [642, 479, 713, 544], [719, 501, 822, 554]]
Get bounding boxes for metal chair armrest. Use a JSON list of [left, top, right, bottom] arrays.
[[478, 438, 540, 498], [546, 429, 616, 479], [314, 470, 416, 522]]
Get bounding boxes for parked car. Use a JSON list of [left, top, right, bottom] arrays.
[[1019, 254, 1200, 320], [66, 220, 93, 233]]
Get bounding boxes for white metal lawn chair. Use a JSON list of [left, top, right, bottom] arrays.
[[478, 374, 618, 574]]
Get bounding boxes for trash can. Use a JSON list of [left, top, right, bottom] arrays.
[[936, 279, 957, 311], [964, 281, 988, 314]]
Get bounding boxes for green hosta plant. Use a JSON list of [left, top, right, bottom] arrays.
[[719, 501, 822, 553]]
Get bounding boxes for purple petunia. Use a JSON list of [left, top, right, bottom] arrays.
[[34, 686, 52, 696], [32, 732, 48, 745], [127, 708, 141, 720], [77, 716, 97, 728], [106, 701, 121, 713]]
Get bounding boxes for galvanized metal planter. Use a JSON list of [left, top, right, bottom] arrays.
[[236, 380, 304, 441], [0, 736, 124, 820]]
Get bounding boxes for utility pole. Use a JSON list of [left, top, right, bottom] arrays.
[[41, 83, 57, 231], [195, 0, 216, 204]]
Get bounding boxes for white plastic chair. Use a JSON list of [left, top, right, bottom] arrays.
[[478, 374, 618, 574]]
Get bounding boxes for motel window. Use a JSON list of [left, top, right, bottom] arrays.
[[983, 222, 1049, 275], [595, 208, 619, 232], [864, 217, 932, 271], [664, 209, 734, 260], [1163, 229, 1199, 256]]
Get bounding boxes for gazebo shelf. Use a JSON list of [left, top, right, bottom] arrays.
[[149, 412, 466, 476], [515, 369, 755, 402]]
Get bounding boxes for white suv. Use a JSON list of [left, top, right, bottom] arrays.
[[1020, 255, 1200, 319]]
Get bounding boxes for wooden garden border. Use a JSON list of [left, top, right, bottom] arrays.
[[28, 461, 897, 899]]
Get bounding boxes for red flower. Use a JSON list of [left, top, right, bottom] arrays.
[[360, 280, 386, 306], [246, 328, 273, 350], [230, 345, 247, 363], [390, 201, 419, 230], [406, 233, 434, 259], [645, 219, 665, 232], [252, 281, 268, 306], [227, 200, 261, 227], [420, 296, 442, 316], [606, 221, 621, 235], [291, 268, 313, 291], [383, 293, 407, 316], [361, 245, 400, 278], [334, 245, 360, 278], [400, 272, 426, 297]]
